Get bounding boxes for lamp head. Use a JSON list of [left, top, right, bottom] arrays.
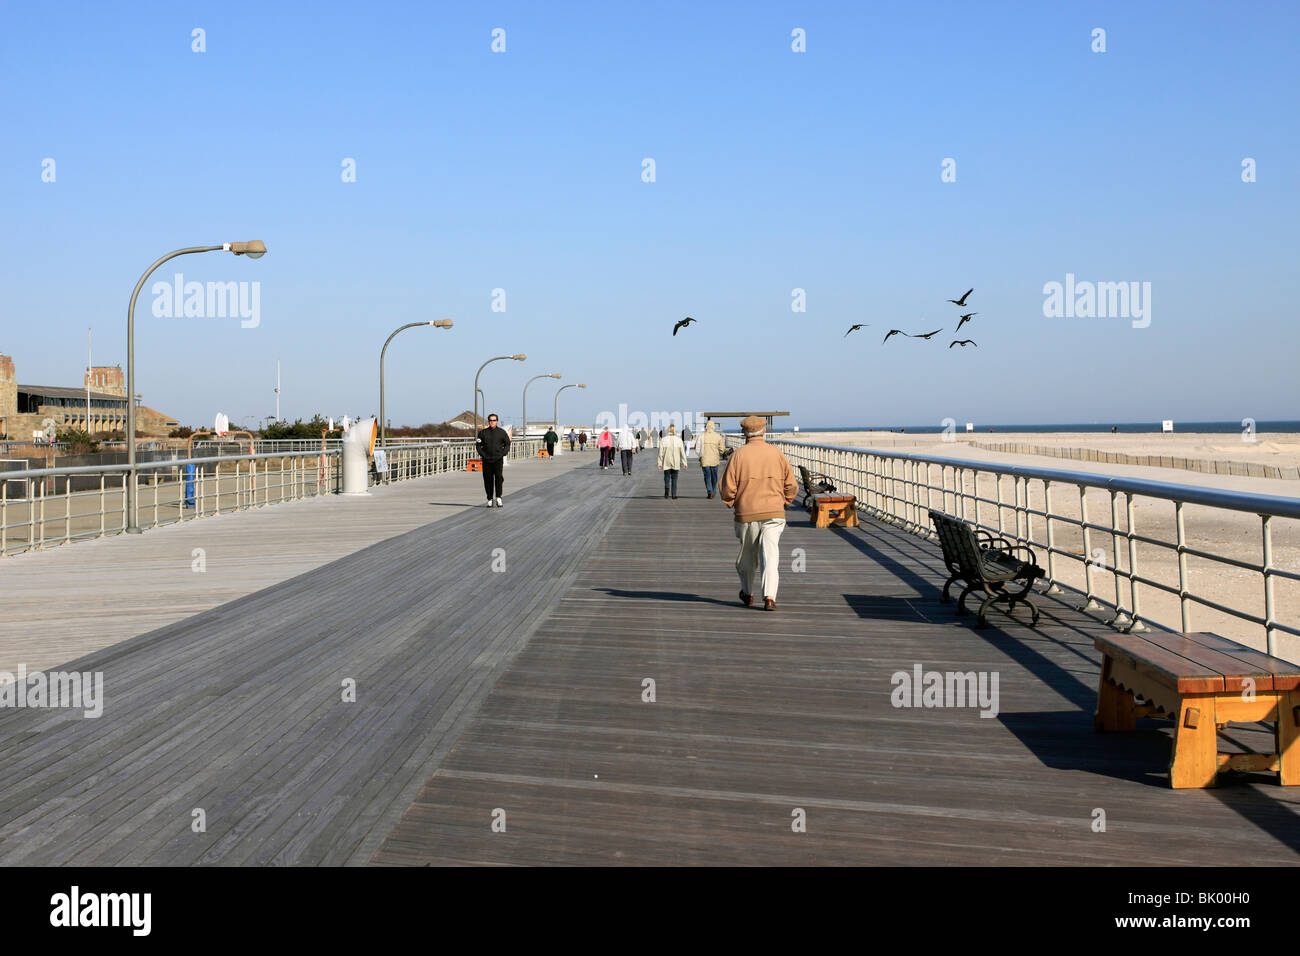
[[511, 354, 526, 361], [228, 240, 267, 259], [430, 319, 453, 328], [578, 383, 587, 388], [550, 373, 562, 379]]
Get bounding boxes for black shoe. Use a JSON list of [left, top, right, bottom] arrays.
[[739, 591, 752, 607], [664, 492, 669, 499], [672, 495, 678, 499]]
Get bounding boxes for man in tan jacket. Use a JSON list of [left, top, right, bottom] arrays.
[[719, 415, 797, 610], [694, 421, 727, 499]]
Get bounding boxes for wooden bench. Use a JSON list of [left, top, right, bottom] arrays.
[[927, 510, 1043, 627], [797, 465, 836, 509], [812, 493, 858, 528], [1094, 631, 1300, 788]]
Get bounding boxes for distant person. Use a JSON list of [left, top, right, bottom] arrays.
[[617, 423, 637, 475], [1112, 425, 1117, 435], [579, 430, 588, 452], [657, 424, 687, 499], [544, 426, 558, 458], [719, 416, 797, 611], [597, 426, 614, 468], [682, 424, 694, 457], [694, 421, 726, 499], [568, 428, 577, 451], [475, 413, 510, 508]]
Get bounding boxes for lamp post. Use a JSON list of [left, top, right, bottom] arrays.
[[379, 319, 452, 447], [552, 383, 586, 455], [472, 354, 525, 436], [126, 240, 265, 533], [522, 373, 561, 438]]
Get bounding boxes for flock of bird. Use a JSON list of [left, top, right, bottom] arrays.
[[671, 288, 981, 348], [850, 288, 979, 348]]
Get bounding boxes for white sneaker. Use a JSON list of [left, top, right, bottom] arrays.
[[495, 496, 503, 507], [486, 499, 495, 508]]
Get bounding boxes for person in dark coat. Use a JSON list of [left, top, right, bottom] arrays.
[[475, 414, 510, 507], [544, 427, 558, 458]]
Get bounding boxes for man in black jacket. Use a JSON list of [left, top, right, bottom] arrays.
[[476, 414, 511, 507]]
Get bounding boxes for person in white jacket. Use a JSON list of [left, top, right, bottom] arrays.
[[617, 424, 638, 476], [656, 424, 687, 499]]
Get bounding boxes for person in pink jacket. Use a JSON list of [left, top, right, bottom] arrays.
[[597, 427, 614, 469]]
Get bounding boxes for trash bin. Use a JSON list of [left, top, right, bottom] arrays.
[[184, 464, 196, 509]]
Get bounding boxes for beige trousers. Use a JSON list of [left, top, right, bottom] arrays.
[[735, 518, 786, 599]]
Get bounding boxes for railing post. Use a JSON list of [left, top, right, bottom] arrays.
[[1175, 501, 1191, 632], [1125, 494, 1146, 632], [1263, 514, 1276, 655], [1044, 481, 1062, 593], [1079, 485, 1100, 609], [1108, 490, 1132, 629]]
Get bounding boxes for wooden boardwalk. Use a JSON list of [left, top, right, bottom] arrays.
[[1, 450, 1298, 865], [373, 461, 1300, 865], [0, 452, 614, 865], [0, 452, 589, 674]]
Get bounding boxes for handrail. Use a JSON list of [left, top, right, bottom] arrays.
[[731, 435, 1300, 656], [1, 438, 547, 558], [765, 439, 1300, 519]]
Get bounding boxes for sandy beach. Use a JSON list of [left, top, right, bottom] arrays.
[[770, 431, 1300, 657]]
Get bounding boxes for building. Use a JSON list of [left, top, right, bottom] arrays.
[[0, 353, 178, 439]]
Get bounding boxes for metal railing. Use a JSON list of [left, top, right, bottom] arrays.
[[0, 438, 543, 557], [193, 436, 483, 454], [727, 436, 1300, 655]]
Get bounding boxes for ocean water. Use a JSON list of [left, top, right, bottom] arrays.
[[771, 421, 1300, 436]]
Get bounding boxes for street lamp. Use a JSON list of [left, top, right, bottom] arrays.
[[552, 383, 586, 455], [126, 240, 266, 533], [553, 383, 587, 430], [522, 373, 561, 438], [379, 319, 452, 447], [472, 354, 525, 435]]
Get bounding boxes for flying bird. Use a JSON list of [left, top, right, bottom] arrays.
[[882, 329, 906, 343], [844, 324, 868, 337], [949, 339, 978, 348], [672, 316, 697, 336], [947, 288, 974, 307], [913, 328, 944, 340], [955, 312, 977, 332]]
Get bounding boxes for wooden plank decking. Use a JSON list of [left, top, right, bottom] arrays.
[[1, 451, 1298, 865], [372, 461, 1300, 865], [0, 454, 621, 865]]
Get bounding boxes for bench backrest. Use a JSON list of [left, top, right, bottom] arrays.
[[928, 510, 984, 576], [799, 465, 832, 493]]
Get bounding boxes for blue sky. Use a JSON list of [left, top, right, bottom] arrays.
[[1, 0, 1296, 430]]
